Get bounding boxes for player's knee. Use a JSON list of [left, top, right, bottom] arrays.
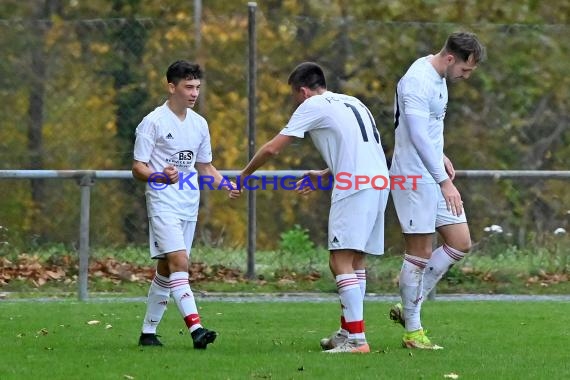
[[352, 254, 366, 269], [165, 250, 189, 273], [405, 248, 432, 259], [449, 239, 472, 254], [460, 239, 472, 253]]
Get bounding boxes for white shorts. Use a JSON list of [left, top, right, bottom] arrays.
[[391, 183, 467, 234], [148, 215, 197, 259], [328, 188, 389, 255]]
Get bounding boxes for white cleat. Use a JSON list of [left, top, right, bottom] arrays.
[[319, 330, 348, 350], [323, 339, 370, 353]]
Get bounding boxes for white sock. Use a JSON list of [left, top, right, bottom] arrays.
[[338, 316, 348, 337], [422, 245, 466, 298], [141, 272, 170, 334], [399, 254, 428, 332], [169, 271, 202, 333], [336, 273, 365, 341], [355, 269, 366, 298]]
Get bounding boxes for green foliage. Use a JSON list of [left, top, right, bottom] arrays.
[[2, 240, 570, 295], [0, 225, 11, 256], [279, 224, 315, 255], [277, 224, 320, 272], [441, 230, 570, 292]]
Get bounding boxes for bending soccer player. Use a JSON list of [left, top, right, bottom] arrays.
[[240, 62, 390, 353]]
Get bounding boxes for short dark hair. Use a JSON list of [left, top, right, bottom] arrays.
[[287, 62, 327, 90], [443, 32, 486, 64], [166, 60, 203, 84]]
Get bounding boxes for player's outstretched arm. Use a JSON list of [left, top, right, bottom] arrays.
[[240, 134, 296, 177]]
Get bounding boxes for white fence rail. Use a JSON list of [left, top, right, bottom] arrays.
[[2, 169, 570, 300]]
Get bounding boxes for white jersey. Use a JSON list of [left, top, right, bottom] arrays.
[[133, 102, 212, 220], [390, 56, 448, 183], [280, 90, 389, 203]]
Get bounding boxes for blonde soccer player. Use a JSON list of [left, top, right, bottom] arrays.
[[389, 32, 486, 349]]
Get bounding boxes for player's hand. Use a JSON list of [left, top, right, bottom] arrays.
[[444, 155, 455, 181], [295, 170, 325, 196], [226, 181, 242, 199], [237, 171, 252, 192], [163, 165, 179, 184], [440, 179, 463, 216]]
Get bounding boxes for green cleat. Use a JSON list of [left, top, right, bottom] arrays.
[[402, 329, 443, 350]]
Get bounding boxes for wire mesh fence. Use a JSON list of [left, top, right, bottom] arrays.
[[1, 9, 569, 257]]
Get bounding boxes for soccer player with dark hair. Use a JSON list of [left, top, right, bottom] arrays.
[[241, 62, 390, 353], [132, 60, 241, 349]]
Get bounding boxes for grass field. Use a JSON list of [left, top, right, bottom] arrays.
[[1, 299, 569, 379]]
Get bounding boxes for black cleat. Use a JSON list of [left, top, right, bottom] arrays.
[[138, 333, 163, 346], [191, 327, 217, 349]]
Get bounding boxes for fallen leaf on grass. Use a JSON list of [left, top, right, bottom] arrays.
[[45, 270, 64, 280], [37, 328, 48, 335], [86, 320, 100, 325], [0, 255, 274, 288]]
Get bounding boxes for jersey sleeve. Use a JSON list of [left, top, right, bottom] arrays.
[[401, 76, 430, 119], [133, 117, 156, 163], [195, 120, 213, 164], [280, 99, 323, 138], [406, 113, 449, 183]]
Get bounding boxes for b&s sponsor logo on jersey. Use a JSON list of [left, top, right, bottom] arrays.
[[166, 150, 194, 169]]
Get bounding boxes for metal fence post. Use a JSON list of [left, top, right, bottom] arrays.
[[78, 172, 94, 301], [246, 2, 257, 280]]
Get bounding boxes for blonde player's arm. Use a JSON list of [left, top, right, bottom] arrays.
[[406, 115, 462, 216], [443, 154, 455, 180]]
